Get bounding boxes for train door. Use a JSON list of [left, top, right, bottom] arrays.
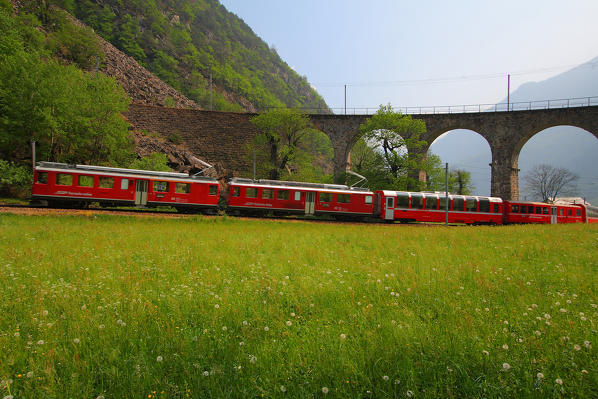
[[304, 192, 315, 215], [550, 206, 557, 224], [385, 196, 395, 220], [135, 180, 148, 206]]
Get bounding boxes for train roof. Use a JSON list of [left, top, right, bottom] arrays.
[[35, 162, 218, 182], [229, 178, 373, 194], [380, 190, 503, 202]]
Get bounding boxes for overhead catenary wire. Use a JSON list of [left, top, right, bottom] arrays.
[[313, 61, 598, 88]]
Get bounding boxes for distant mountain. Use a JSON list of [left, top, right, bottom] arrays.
[[430, 57, 598, 204], [51, 0, 328, 113]]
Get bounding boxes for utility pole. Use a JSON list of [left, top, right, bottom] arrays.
[[344, 85, 347, 115], [507, 74, 510, 111], [445, 162, 449, 226]]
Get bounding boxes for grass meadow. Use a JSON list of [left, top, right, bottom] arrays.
[[0, 214, 596, 398]]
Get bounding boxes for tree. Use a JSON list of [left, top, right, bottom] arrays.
[[523, 164, 578, 202], [358, 105, 428, 190], [0, 7, 134, 167], [249, 108, 316, 180], [421, 152, 474, 194]]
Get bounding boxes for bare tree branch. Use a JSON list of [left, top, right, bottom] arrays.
[[523, 164, 578, 202]]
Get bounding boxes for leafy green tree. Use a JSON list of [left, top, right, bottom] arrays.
[[424, 153, 474, 194], [129, 153, 171, 172], [358, 105, 428, 190], [249, 108, 317, 180], [0, 7, 133, 167]]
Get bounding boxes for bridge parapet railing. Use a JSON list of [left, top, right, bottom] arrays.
[[280, 96, 598, 115]]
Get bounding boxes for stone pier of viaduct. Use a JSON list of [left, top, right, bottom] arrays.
[[125, 104, 598, 200]]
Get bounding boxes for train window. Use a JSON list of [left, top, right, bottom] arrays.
[[520, 205, 527, 213], [262, 189, 274, 199], [542, 207, 549, 215], [439, 197, 448, 210], [99, 177, 114, 189], [528, 206, 535, 214], [232, 187, 240, 197], [209, 185, 217, 196], [153, 181, 168, 192], [559, 208, 563, 216], [320, 192, 332, 202], [425, 196, 437, 210], [396, 193, 409, 208], [36, 172, 48, 184], [568, 209, 572, 216], [175, 183, 190, 194], [576, 209, 581, 216], [56, 173, 73, 186], [277, 190, 289, 200], [465, 197, 477, 212], [337, 194, 350, 203], [493, 204, 500, 213], [78, 175, 94, 187], [511, 204, 519, 213], [365, 195, 373, 204], [452, 197, 464, 211], [294, 191, 301, 201], [411, 194, 423, 209], [479, 199, 490, 213], [121, 179, 129, 190], [535, 207, 542, 214], [246, 187, 258, 198]]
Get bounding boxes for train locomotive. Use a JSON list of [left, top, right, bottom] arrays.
[[30, 162, 598, 225]]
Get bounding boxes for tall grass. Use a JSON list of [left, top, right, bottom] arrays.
[[0, 214, 596, 398]]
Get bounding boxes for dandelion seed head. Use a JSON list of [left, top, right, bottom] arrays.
[[502, 344, 509, 350], [37, 340, 44, 345], [482, 350, 489, 356], [555, 378, 563, 385], [574, 344, 581, 351], [321, 387, 329, 394], [502, 363, 511, 371], [537, 372, 544, 379], [203, 371, 209, 377], [286, 320, 292, 326], [406, 390, 414, 398], [280, 385, 286, 392], [73, 338, 80, 344], [383, 375, 389, 381], [340, 333, 346, 340], [156, 356, 163, 362]]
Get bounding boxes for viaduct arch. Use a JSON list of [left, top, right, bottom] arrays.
[[125, 104, 598, 200]]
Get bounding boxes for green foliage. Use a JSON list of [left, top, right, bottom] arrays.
[[60, 0, 329, 112], [167, 131, 182, 144], [358, 104, 428, 190], [46, 9, 104, 69], [0, 160, 32, 195], [129, 153, 171, 172], [423, 153, 474, 194], [0, 6, 133, 168], [163, 96, 176, 108], [249, 108, 320, 180]]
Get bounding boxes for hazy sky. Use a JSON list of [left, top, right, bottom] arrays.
[[220, 0, 598, 112]]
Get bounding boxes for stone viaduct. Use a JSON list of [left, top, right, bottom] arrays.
[[125, 104, 598, 200]]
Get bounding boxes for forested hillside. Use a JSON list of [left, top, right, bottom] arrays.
[[50, 0, 329, 112]]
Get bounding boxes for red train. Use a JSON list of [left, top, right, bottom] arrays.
[[30, 162, 598, 225], [31, 162, 219, 212]]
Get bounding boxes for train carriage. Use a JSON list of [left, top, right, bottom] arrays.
[[227, 178, 374, 218], [503, 201, 583, 224], [31, 162, 219, 211], [577, 203, 598, 223], [374, 190, 503, 224]]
